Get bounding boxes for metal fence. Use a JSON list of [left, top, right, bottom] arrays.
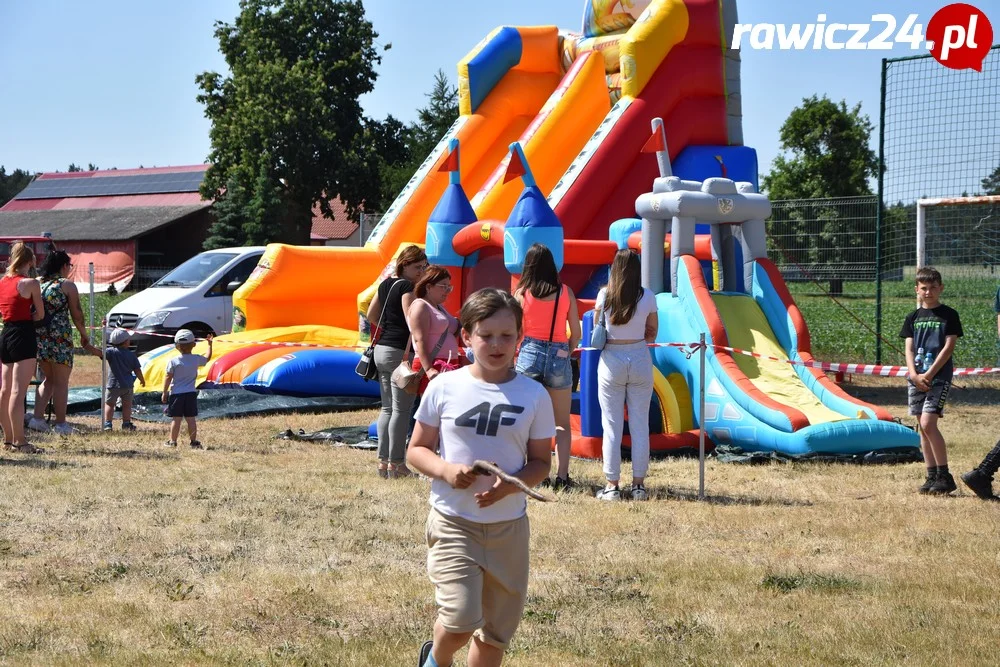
[[768, 196, 999, 368]]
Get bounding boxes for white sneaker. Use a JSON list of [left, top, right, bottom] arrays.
[[630, 484, 649, 501], [27, 417, 50, 432], [595, 486, 621, 501], [53, 422, 74, 436]]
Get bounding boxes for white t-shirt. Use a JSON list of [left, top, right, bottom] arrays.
[[165, 354, 208, 394], [595, 287, 657, 340], [415, 367, 556, 523]]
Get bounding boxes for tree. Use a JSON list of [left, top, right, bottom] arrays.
[[0, 167, 34, 207], [196, 0, 387, 245], [204, 176, 250, 250], [762, 96, 878, 291], [409, 70, 460, 161], [374, 70, 460, 212], [982, 165, 1000, 195], [763, 95, 877, 200]]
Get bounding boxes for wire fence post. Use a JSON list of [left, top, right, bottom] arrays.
[[875, 57, 887, 365], [698, 332, 706, 501]]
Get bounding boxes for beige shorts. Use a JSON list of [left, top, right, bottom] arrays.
[[105, 385, 134, 407], [425, 507, 530, 650]]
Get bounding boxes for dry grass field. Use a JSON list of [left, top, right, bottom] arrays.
[[1, 356, 999, 665]]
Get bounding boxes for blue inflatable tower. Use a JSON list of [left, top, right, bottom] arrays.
[[425, 138, 478, 268], [502, 142, 564, 274]]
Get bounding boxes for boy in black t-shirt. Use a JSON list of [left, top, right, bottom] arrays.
[[899, 267, 963, 495]]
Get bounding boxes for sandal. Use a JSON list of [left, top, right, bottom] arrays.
[[2, 443, 14, 452], [12, 443, 45, 454], [388, 463, 413, 479], [377, 462, 389, 479]]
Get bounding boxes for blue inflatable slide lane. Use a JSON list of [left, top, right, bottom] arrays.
[[241, 349, 380, 399], [652, 255, 919, 457]]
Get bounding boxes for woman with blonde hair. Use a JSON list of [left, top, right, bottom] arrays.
[[0, 242, 46, 452], [594, 249, 658, 501], [514, 243, 581, 490]]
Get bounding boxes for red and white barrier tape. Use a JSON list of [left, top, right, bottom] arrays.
[[104, 325, 998, 377]]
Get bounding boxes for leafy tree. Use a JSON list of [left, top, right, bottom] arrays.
[[87, 163, 99, 172], [196, 0, 387, 245], [982, 165, 1000, 195], [763, 96, 878, 289], [68, 163, 83, 172], [763, 95, 877, 200], [375, 70, 460, 212], [0, 166, 34, 206]]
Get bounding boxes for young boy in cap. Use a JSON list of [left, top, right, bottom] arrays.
[[103, 327, 145, 431], [163, 328, 212, 449]]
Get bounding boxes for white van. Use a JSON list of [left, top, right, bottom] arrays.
[[107, 247, 265, 353]]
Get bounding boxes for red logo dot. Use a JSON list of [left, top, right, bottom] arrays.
[[927, 3, 993, 71]]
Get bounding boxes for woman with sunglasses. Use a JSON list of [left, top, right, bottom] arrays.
[[407, 266, 462, 397], [366, 245, 428, 479], [29, 250, 100, 436]]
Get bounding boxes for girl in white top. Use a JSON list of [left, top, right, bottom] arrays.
[[593, 249, 658, 501], [408, 288, 554, 667]]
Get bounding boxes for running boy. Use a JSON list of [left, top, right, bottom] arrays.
[[162, 328, 212, 449], [103, 327, 145, 431], [899, 267, 963, 495], [407, 288, 554, 667]]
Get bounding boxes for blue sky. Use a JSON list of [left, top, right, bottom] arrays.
[[0, 0, 991, 188]]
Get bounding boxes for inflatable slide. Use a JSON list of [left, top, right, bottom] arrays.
[[230, 0, 745, 331]]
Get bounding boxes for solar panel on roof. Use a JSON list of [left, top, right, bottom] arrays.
[[15, 170, 207, 200]]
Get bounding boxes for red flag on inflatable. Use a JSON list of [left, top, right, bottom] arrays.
[[641, 128, 666, 154], [438, 148, 458, 173], [503, 150, 526, 184]]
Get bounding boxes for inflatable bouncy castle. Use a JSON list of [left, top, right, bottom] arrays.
[[138, 0, 919, 458]]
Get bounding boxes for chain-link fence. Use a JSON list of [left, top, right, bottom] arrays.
[[878, 45, 1000, 367], [768, 197, 894, 364]]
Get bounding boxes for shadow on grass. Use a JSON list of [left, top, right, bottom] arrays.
[[67, 448, 177, 461], [0, 456, 70, 470], [567, 482, 811, 507]]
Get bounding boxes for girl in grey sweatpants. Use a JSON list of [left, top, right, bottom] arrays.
[[597, 342, 653, 489]]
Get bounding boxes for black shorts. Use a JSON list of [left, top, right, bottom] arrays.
[[0, 321, 37, 364], [908, 378, 951, 416], [167, 392, 198, 418]]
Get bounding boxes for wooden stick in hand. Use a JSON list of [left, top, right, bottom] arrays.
[[471, 460, 555, 502]]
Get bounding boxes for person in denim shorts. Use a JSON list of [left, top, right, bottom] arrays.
[[513, 244, 581, 490]]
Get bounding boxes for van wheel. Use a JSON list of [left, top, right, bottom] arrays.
[[182, 323, 215, 340]]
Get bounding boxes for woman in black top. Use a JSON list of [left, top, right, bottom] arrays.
[[366, 245, 427, 478]]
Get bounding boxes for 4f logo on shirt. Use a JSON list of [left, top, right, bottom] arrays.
[[455, 402, 525, 436]]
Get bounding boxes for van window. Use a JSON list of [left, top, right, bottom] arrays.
[[153, 253, 237, 288], [208, 254, 261, 296]]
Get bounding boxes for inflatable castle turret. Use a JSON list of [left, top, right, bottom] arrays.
[[502, 143, 564, 275]]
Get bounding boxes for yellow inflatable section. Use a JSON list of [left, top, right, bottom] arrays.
[[138, 324, 358, 392], [711, 294, 847, 425]]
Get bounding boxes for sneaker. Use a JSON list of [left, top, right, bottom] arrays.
[[27, 417, 50, 433], [595, 486, 621, 501], [190, 441, 204, 450], [918, 472, 937, 494], [53, 422, 74, 436], [630, 484, 649, 501], [418, 640, 434, 667], [102, 421, 113, 431], [929, 471, 957, 495], [552, 475, 577, 492], [164, 440, 178, 448], [121, 422, 137, 432], [961, 469, 996, 499]]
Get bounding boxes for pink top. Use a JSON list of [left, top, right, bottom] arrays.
[[416, 299, 460, 361], [522, 285, 569, 343]]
